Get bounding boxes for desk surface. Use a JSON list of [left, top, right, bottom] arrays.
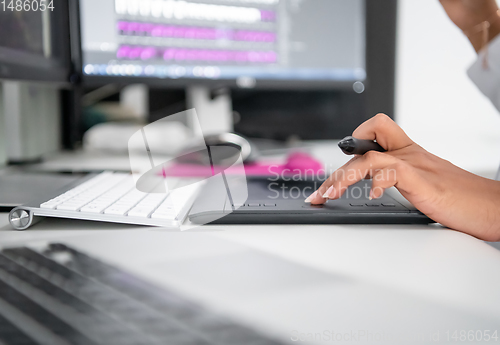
[[1, 142, 499, 343], [1, 215, 500, 344]]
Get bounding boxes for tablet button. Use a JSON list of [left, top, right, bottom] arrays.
[[247, 203, 261, 207], [264, 203, 276, 207], [349, 203, 364, 207], [382, 203, 396, 207], [365, 203, 380, 207]]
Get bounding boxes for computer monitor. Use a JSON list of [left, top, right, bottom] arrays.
[[79, 0, 365, 88], [0, 4, 71, 83], [0, 3, 75, 163], [77, 0, 396, 138]]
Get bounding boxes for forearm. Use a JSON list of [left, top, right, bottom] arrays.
[[472, 178, 500, 241], [445, 176, 500, 241], [439, 0, 500, 53]]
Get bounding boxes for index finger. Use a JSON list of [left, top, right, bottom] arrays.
[[306, 151, 398, 204], [353, 113, 413, 151]]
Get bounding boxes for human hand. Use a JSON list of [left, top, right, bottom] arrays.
[[306, 114, 500, 241], [439, 0, 498, 31], [439, 0, 500, 52]]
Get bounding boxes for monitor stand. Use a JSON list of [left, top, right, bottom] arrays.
[[120, 84, 149, 121], [186, 86, 233, 136]]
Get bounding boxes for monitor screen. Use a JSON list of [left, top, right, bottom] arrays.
[[0, 5, 71, 82], [0, 10, 45, 56], [80, 0, 366, 86]]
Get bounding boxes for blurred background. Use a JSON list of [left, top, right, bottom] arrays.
[[0, 0, 499, 177], [397, 0, 500, 177]]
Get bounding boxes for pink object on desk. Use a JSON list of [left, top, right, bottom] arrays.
[[161, 151, 323, 177]]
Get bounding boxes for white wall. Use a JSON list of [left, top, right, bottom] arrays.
[[396, 0, 500, 177]]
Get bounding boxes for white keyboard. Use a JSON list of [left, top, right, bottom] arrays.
[[10, 172, 201, 230]]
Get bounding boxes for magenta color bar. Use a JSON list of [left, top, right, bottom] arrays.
[[140, 47, 157, 60], [116, 45, 131, 59], [233, 30, 276, 42], [138, 23, 154, 33], [117, 21, 129, 31], [260, 10, 276, 22], [117, 21, 276, 42], [116, 45, 277, 63], [116, 45, 158, 60], [129, 47, 143, 59], [162, 48, 277, 62]]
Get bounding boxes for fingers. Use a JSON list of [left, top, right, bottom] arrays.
[[304, 156, 360, 204], [304, 114, 414, 204], [306, 151, 398, 204], [352, 114, 413, 151], [369, 165, 399, 199]]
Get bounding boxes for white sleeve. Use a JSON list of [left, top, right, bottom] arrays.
[[467, 35, 500, 112]]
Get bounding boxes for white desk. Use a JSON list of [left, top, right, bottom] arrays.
[[1, 142, 499, 344]]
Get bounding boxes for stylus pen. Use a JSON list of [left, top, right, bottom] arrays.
[[338, 136, 386, 155]]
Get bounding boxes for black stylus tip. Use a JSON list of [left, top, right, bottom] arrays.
[[338, 136, 354, 153]]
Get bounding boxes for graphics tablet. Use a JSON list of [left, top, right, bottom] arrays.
[[189, 178, 433, 225]]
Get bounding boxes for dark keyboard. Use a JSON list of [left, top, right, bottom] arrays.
[[0, 243, 284, 345]]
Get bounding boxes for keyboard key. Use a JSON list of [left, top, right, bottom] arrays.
[[57, 203, 86, 211], [156, 203, 175, 211], [150, 212, 176, 220], [104, 206, 130, 216], [127, 207, 153, 218], [80, 204, 106, 213], [136, 200, 160, 208], [153, 207, 176, 214], [0, 279, 99, 345], [0, 313, 39, 345], [40, 202, 58, 209]]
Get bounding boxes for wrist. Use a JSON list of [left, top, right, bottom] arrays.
[[470, 179, 500, 241]]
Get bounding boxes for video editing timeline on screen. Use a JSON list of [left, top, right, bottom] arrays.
[[115, 0, 279, 66], [82, 0, 366, 81]]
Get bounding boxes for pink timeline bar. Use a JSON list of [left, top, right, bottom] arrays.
[[117, 45, 277, 63], [118, 21, 276, 43]]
